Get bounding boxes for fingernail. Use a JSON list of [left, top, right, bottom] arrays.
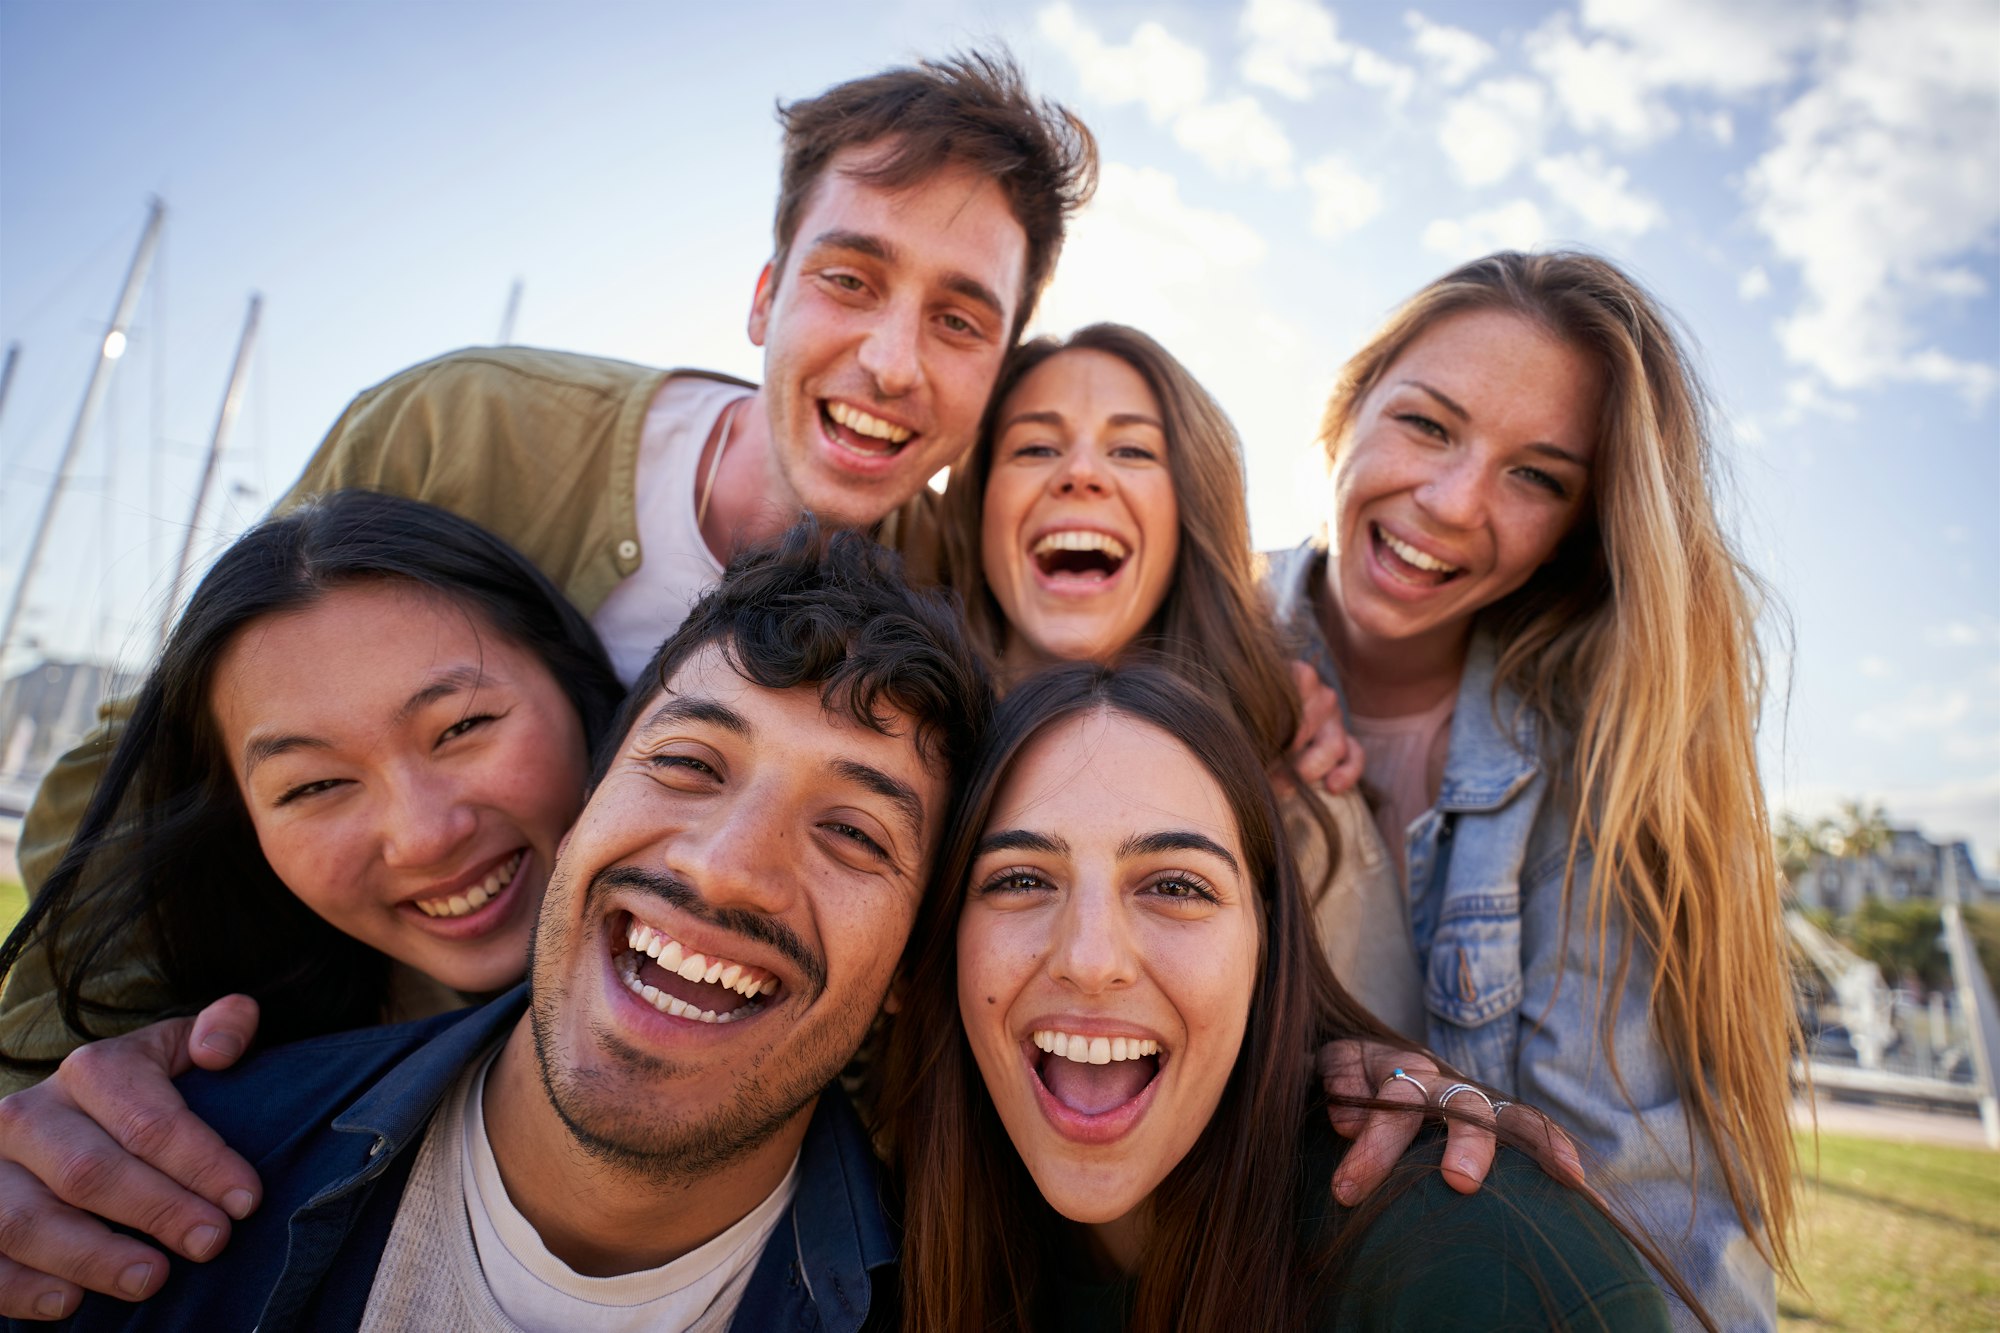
[[1454, 1155, 1477, 1177], [222, 1188, 255, 1220], [33, 1290, 67, 1318], [1333, 1177, 1357, 1206], [186, 1223, 221, 1259], [116, 1262, 154, 1297], [200, 1030, 245, 1060]]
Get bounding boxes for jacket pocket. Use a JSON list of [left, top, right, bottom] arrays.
[[1423, 894, 1522, 1029]]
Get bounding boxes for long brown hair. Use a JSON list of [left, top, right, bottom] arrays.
[[938, 322, 1300, 764], [881, 664, 1711, 1330], [1318, 250, 1798, 1276]]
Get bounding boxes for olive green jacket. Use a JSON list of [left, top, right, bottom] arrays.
[[2, 347, 941, 1087]]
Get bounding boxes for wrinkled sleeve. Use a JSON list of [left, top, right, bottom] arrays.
[[1513, 831, 1777, 1332]]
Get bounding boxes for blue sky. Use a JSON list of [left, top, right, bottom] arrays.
[[2, 0, 1995, 862]]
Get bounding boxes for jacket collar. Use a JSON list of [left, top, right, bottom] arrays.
[[332, 984, 527, 1155]]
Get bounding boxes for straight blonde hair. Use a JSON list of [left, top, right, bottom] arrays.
[[1318, 251, 1798, 1276]]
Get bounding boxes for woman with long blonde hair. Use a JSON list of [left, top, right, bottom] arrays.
[[1268, 250, 1795, 1328]]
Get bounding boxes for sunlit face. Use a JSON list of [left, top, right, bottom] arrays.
[[748, 144, 1028, 530], [527, 644, 945, 1176], [211, 581, 588, 994], [957, 709, 1259, 1232], [980, 349, 1181, 671], [1327, 308, 1602, 662]]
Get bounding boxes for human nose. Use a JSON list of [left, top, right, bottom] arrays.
[[1052, 444, 1109, 498], [1047, 879, 1138, 994], [856, 302, 921, 399], [379, 767, 479, 870], [659, 789, 798, 918], [1414, 451, 1487, 529]]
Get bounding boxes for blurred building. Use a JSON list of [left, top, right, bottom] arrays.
[[0, 657, 136, 820], [1794, 826, 2000, 914]]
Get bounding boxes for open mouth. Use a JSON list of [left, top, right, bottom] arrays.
[[1371, 523, 1463, 587], [412, 850, 525, 920], [1030, 1028, 1163, 1118], [611, 912, 781, 1026], [1031, 531, 1130, 586], [821, 400, 913, 459]]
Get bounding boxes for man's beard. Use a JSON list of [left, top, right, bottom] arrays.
[[525, 864, 862, 1186]]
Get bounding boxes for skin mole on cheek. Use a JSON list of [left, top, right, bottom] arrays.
[[987, 996, 996, 1005]]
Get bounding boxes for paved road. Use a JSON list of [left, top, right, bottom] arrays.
[[1794, 1093, 1993, 1150]]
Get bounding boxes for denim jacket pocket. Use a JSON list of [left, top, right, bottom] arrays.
[[1422, 894, 1523, 1029]]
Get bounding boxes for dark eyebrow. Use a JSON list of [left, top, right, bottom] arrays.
[[1400, 380, 1591, 470], [637, 695, 748, 738], [975, 828, 1070, 859], [1117, 830, 1240, 874], [242, 733, 329, 779], [395, 665, 487, 723], [832, 759, 927, 848], [810, 228, 1006, 322], [999, 409, 1166, 435]]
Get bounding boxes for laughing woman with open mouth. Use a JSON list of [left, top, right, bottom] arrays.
[[881, 664, 1702, 1331]]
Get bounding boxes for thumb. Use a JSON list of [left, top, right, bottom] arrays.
[[186, 994, 261, 1072]]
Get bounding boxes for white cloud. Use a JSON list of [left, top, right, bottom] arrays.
[[1738, 266, 1772, 302], [1702, 110, 1735, 145], [1858, 656, 1893, 679], [1780, 376, 1857, 423], [1405, 11, 1494, 87], [1239, 0, 1416, 104], [1038, 2, 1208, 122], [1526, 14, 1678, 144], [1239, 0, 1348, 100], [1302, 155, 1383, 240], [1777, 773, 2000, 864], [1422, 200, 1548, 261], [1438, 78, 1547, 186], [1533, 149, 1665, 235], [1578, 0, 1821, 95], [1925, 618, 2000, 649], [1173, 95, 1295, 186], [1854, 684, 1973, 740], [1745, 0, 2000, 403], [1040, 4, 1296, 187]]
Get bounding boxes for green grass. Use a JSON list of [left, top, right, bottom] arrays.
[[1781, 1130, 2000, 1330], [0, 880, 21, 938]]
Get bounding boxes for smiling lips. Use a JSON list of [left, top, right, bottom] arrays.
[[823, 400, 914, 457], [1030, 529, 1130, 585], [1371, 522, 1464, 587], [1029, 1027, 1164, 1121], [614, 914, 781, 1027], [413, 850, 524, 919]]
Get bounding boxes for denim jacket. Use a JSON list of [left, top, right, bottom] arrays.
[[41, 988, 895, 1332], [1267, 538, 1775, 1333]]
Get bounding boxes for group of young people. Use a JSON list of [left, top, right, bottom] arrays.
[[0, 48, 1795, 1333]]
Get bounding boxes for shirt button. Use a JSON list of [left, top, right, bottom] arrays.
[[616, 539, 639, 562]]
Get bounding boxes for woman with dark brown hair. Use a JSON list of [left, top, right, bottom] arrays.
[[880, 664, 1693, 1332], [937, 322, 1424, 1038]]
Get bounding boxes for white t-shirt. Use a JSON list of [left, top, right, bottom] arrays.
[[361, 1047, 800, 1333], [590, 377, 749, 684], [1349, 690, 1457, 885]]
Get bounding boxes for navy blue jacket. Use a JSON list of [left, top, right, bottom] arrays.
[[37, 989, 897, 1331]]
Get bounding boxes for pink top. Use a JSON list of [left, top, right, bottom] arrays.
[[1348, 689, 1457, 884]]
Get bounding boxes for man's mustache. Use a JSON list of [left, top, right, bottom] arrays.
[[588, 864, 828, 997]]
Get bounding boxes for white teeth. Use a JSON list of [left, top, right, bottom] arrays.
[[619, 921, 779, 1011], [826, 401, 913, 445], [1032, 1029, 1159, 1061], [1377, 527, 1460, 574], [413, 852, 523, 919], [1031, 530, 1129, 561]]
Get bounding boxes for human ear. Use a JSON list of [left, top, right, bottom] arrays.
[[746, 261, 777, 347]]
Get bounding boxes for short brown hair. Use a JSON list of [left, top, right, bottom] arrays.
[[773, 49, 1098, 341]]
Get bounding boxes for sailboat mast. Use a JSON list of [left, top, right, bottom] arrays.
[[162, 293, 262, 645], [0, 198, 166, 667]]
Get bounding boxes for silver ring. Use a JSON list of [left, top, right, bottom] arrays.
[[1382, 1068, 1429, 1102], [1437, 1082, 1495, 1115], [1490, 1099, 1515, 1114]]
